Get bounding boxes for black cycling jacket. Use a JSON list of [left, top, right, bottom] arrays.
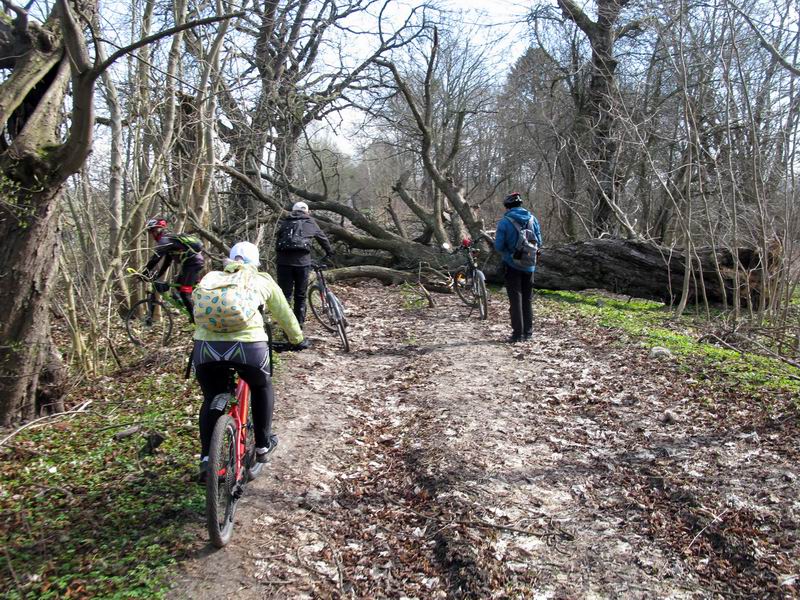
[[145, 231, 205, 277], [275, 211, 333, 267]]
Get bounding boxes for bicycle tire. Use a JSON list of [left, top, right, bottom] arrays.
[[307, 284, 336, 332], [335, 320, 350, 353], [453, 268, 477, 307], [329, 293, 350, 351], [476, 272, 489, 320], [207, 414, 238, 548], [125, 299, 173, 348], [245, 411, 264, 482]]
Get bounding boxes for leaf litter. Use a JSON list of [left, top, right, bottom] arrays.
[[167, 281, 799, 598]]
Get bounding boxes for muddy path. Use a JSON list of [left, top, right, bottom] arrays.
[[171, 283, 799, 599]]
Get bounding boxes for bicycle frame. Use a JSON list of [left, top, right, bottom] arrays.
[[451, 241, 489, 319], [227, 378, 250, 486]]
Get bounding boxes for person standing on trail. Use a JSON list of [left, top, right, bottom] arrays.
[[494, 192, 543, 343], [275, 201, 334, 345]]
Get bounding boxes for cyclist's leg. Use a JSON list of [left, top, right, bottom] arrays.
[[231, 341, 275, 456], [292, 265, 310, 325], [177, 263, 202, 323], [193, 342, 234, 457]]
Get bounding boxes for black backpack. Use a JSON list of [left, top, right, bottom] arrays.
[[276, 219, 310, 251]]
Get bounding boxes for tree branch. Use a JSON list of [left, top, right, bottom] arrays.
[[726, 0, 800, 77], [556, 0, 596, 37], [89, 12, 245, 81]]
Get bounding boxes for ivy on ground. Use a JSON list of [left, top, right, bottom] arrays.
[[0, 367, 204, 599]]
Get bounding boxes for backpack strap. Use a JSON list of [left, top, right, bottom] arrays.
[[504, 215, 523, 232]]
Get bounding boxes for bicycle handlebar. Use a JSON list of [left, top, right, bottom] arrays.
[[126, 267, 153, 282]]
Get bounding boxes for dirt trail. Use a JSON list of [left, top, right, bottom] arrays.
[[172, 283, 799, 599]]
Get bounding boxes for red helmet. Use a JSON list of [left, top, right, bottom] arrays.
[[461, 238, 472, 248], [145, 217, 167, 231], [146, 217, 167, 230], [145, 217, 167, 241]]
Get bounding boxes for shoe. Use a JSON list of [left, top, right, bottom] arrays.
[[197, 458, 208, 485], [256, 435, 279, 463], [291, 339, 310, 351], [505, 336, 522, 344], [522, 333, 532, 341]]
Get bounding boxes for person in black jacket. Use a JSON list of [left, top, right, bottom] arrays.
[[143, 216, 205, 322], [275, 202, 333, 339]]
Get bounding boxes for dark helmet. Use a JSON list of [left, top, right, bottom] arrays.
[[503, 192, 523, 208], [145, 217, 168, 231]]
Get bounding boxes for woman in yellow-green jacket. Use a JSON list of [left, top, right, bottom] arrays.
[[192, 241, 303, 482]]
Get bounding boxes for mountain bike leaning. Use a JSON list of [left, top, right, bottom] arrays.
[[451, 238, 489, 320], [124, 269, 190, 348], [306, 262, 350, 352], [204, 326, 272, 548]]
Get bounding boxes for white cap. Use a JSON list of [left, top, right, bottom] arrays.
[[229, 241, 260, 266], [292, 201, 309, 213]]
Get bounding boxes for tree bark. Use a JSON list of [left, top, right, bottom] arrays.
[[532, 239, 771, 306], [0, 1, 95, 424], [558, 0, 631, 237], [314, 240, 769, 308], [0, 180, 65, 424]]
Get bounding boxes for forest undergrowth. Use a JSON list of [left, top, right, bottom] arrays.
[[1, 282, 798, 598]]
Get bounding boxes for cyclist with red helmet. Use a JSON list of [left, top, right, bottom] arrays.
[[143, 217, 205, 322]]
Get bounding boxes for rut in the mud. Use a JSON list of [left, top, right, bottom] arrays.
[[172, 282, 799, 599]]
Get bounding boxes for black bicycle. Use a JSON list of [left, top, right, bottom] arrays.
[[452, 239, 489, 320], [307, 263, 350, 352], [125, 269, 187, 348]]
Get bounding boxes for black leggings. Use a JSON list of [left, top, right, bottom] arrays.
[[193, 340, 272, 457]]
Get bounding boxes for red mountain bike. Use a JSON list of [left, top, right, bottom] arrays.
[[205, 328, 273, 548]]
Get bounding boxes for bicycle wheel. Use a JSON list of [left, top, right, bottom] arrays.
[[125, 299, 173, 348], [307, 284, 336, 332], [326, 294, 350, 352], [207, 414, 238, 548], [476, 272, 489, 320], [453, 268, 477, 307], [335, 322, 350, 352], [244, 411, 264, 482]]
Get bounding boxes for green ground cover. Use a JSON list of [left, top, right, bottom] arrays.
[[537, 290, 800, 397], [0, 365, 204, 599]]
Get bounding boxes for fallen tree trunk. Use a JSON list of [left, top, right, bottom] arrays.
[[320, 265, 453, 294], [326, 239, 773, 307], [531, 239, 773, 306]]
